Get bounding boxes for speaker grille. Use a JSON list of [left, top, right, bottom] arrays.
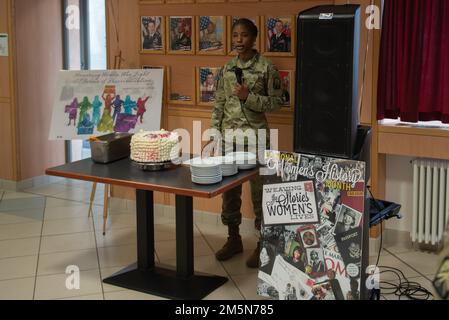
[[299, 106, 349, 156], [294, 5, 360, 159], [303, 65, 346, 107], [303, 23, 348, 60]]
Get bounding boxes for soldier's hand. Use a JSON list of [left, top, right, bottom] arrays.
[[201, 140, 218, 158], [233, 83, 249, 101]]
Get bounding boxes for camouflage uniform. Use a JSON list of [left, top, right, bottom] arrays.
[[210, 53, 283, 230]]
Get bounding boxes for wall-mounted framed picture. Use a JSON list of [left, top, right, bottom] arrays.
[[262, 16, 295, 56], [167, 66, 195, 105], [227, 16, 260, 55], [196, 16, 226, 55], [166, 16, 195, 55], [140, 16, 165, 54], [196, 66, 221, 106], [278, 69, 294, 109]]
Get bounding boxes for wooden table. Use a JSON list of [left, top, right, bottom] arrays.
[[46, 157, 258, 299]]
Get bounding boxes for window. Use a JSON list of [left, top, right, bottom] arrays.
[[88, 0, 107, 70], [63, 0, 106, 162]]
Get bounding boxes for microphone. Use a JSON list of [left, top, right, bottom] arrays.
[[234, 67, 252, 127], [234, 67, 243, 85]]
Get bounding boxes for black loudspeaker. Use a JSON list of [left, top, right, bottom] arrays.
[[294, 5, 360, 159]]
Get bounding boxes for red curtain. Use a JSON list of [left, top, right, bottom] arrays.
[[377, 0, 449, 123]]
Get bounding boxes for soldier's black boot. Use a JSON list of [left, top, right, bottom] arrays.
[[215, 225, 243, 261], [246, 241, 260, 268]]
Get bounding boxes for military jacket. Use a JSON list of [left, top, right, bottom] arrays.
[[210, 53, 283, 135]]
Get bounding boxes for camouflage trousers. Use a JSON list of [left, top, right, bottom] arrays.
[[221, 174, 263, 231], [220, 140, 266, 231]]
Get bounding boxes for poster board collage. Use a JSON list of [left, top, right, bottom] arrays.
[[140, 14, 294, 108], [49, 69, 165, 140], [258, 151, 366, 300]]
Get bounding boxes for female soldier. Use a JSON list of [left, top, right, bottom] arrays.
[[203, 18, 283, 268]]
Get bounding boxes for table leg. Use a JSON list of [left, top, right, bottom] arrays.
[[136, 189, 155, 270], [175, 195, 194, 278], [103, 189, 227, 299]]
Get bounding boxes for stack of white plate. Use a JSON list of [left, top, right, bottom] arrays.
[[227, 152, 258, 170], [189, 158, 223, 185], [211, 156, 238, 177]]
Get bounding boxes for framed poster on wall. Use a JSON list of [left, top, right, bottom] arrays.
[[166, 16, 195, 55], [278, 69, 294, 108], [262, 15, 295, 56], [140, 16, 165, 54], [196, 16, 226, 55], [196, 66, 221, 106]]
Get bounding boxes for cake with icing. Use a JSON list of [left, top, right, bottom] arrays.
[[130, 129, 179, 163]]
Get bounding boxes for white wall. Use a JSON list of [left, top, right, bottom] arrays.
[[384, 155, 414, 232]]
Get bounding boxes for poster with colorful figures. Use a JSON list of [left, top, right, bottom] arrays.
[[49, 69, 164, 140], [258, 150, 366, 300]]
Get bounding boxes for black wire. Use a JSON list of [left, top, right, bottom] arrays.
[[366, 186, 433, 300], [376, 220, 383, 267], [367, 185, 383, 211], [378, 266, 434, 300]]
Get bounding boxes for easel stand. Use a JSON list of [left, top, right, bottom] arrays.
[[88, 182, 110, 235]]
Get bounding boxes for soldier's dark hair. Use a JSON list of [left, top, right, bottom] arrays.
[[232, 18, 258, 38]]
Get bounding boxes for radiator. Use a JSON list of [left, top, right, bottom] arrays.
[[412, 159, 449, 246]]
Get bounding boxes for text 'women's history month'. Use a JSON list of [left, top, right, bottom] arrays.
[[259, 151, 366, 300]]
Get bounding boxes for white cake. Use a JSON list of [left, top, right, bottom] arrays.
[[130, 130, 179, 163]]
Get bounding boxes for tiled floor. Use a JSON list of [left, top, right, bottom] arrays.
[[0, 180, 441, 300]]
